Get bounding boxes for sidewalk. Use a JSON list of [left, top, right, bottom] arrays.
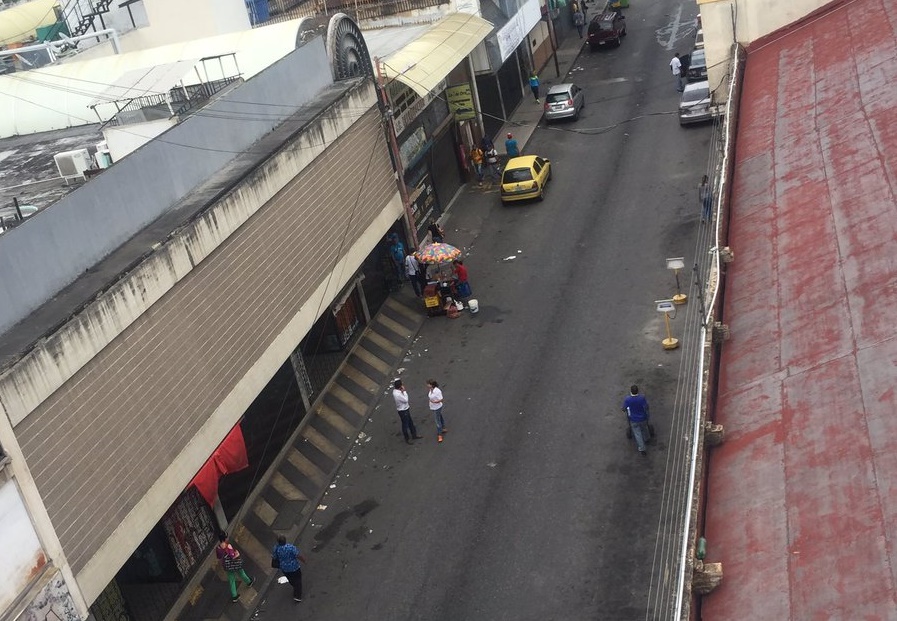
[[496, 32, 587, 154], [170, 28, 586, 621]]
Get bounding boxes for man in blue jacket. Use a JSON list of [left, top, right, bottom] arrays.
[[623, 385, 651, 455], [272, 535, 307, 602]]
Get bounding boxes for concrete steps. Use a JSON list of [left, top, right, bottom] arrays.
[[178, 294, 422, 620]]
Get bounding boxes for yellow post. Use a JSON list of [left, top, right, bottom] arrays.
[[662, 311, 679, 350]]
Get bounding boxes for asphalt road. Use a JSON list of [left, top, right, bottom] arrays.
[[254, 2, 713, 619]]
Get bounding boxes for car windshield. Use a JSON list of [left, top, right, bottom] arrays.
[[690, 50, 706, 66], [546, 92, 570, 103], [504, 168, 534, 183], [682, 87, 710, 103]]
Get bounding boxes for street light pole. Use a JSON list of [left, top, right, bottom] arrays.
[[546, 7, 561, 78], [374, 57, 419, 249]]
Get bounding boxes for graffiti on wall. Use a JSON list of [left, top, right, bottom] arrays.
[[20, 573, 79, 621]]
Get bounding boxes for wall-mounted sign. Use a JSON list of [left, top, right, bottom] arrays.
[[496, 0, 542, 62], [446, 83, 476, 121]]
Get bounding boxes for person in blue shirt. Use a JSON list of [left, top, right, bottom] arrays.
[[622, 385, 652, 455], [529, 72, 540, 102], [505, 133, 520, 157], [272, 536, 307, 602]]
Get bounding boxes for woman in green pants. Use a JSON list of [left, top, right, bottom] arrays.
[[216, 532, 254, 602]]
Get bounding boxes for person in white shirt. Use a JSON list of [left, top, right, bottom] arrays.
[[670, 53, 683, 92], [404, 252, 423, 297], [392, 379, 421, 444], [426, 379, 447, 443]]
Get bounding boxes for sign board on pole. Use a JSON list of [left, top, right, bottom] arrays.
[[446, 83, 476, 121]]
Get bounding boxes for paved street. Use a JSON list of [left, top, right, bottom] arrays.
[[253, 2, 711, 619]]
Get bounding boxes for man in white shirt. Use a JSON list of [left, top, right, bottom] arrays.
[[392, 379, 421, 444], [404, 252, 423, 297], [670, 53, 683, 93]]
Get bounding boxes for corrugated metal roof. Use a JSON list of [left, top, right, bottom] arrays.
[[0, 19, 307, 137], [379, 13, 493, 97]]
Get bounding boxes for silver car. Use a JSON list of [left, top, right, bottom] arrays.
[[543, 83, 585, 122], [678, 81, 721, 125]]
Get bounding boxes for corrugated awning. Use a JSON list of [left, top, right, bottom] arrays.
[[87, 59, 200, 107], [379, 13, 493, 97]]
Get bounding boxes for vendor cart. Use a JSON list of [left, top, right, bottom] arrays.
[[416, 243, 463, 317]]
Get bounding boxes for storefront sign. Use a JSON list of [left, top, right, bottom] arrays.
[[496, 0, 542, 62], [446, 83, 476, 121]]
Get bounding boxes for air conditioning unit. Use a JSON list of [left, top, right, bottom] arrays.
[[54, 148, 92, 184]]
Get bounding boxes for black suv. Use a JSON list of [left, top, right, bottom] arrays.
[[587, 9, 627, 49]]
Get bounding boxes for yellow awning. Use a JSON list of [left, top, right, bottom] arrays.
[[379, 13, 493, 97], [0, 0, 59, 45]]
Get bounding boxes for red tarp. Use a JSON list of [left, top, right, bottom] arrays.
[[189, 424, 249, 506]]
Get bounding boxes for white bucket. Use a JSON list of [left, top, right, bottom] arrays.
[[468, 299, 479, 313]]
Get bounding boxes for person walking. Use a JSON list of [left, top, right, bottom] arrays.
[[484, 145, 500, 183], [670, 53, 684, 93], [272, 535, 307, 602], [623, 385, 652, 456], [505, 133, 520, 157], [529, 72, 541, 103], [469, 144, 485, 185], [216, 532, 254, 603], [699, 175, 713, 223], [573, 8, 585, 39], [405, 251, 423, 297], [392, 379, 421, 444], [427, 379, 447, 443]]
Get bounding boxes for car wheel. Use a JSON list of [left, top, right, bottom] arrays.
[[537, 188, 544, 201], [622, 25, 627, 36], [573, 109, 580, 121], [589, 44, 597, 52], [615, 36, 621, 47], [548, 168, 553, 181]]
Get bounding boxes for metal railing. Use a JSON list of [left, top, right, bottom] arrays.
[[257, 0, 447, 26]]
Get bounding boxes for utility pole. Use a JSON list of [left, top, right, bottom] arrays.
[[546, 3, 561, 78], [374, 58, 419, 249]]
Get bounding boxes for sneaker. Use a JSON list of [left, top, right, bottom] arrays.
[[437, 435, 444, 443], [405, 438, 412, 444], [294, 597, 303, 602], [232, 597, 240, 603], [247, 577, 255, 588], [441, 428, 447, 434], [412, 435, 423, 440], [639, 449, 647, 456]]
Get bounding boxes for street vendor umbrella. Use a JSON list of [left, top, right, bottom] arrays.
[[415, 242, 461, 264]]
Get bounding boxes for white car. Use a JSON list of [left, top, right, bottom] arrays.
[[678, 81, 722, 126], [695, 28, 704, 49]]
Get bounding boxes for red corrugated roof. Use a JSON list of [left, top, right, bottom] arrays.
[[702, 0, 897, 618]]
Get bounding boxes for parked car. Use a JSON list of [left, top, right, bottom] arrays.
[[694, 28, 704, 49], [684, 48, 707, 81], [543, 83, 585, 122], [678, 81, 721, 126], [500, 155, 552, 203], [587, 9, 626, 49]]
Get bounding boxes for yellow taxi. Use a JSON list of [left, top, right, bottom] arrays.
[[500, 155, 552, 203]]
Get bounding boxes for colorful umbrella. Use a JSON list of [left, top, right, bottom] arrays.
[[415, 242, 461, 264]]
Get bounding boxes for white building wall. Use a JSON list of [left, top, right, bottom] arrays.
[[699, 0, 832, 98], [138, 0, 250, 48]]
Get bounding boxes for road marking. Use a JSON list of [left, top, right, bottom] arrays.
[[597, 77, 629, 84], [657, 4, 684, 51]]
